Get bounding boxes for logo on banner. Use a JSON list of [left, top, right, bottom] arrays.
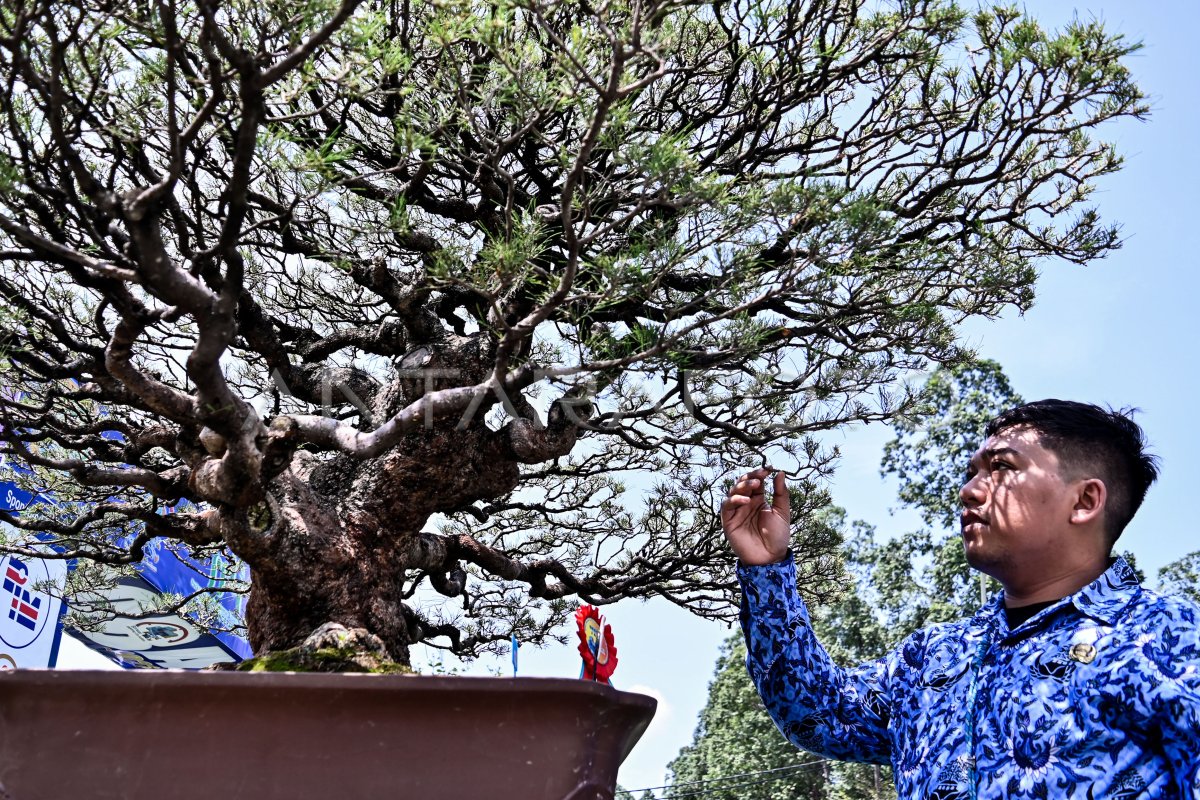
[[1, 555, 51, 648], [132, 621, 191, 645], [67, 577, 241, 669]]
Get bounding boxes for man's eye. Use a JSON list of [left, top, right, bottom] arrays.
[[992, 461, 1013, 471]]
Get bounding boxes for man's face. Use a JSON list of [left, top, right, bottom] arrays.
[[959, 425, 1080, 584]]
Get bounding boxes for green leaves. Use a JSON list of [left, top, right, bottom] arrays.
[[0, 298, 30, 371], [300, 129, 358, 178], [475, 212, 551, 288], [1158, 552, 1200, 604], [0, 153, 20, 195]]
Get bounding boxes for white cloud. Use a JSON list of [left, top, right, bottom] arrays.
[[618, 684, 681, 792], [626, 683, 672, 728]]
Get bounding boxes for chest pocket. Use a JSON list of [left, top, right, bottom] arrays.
[[915, 638, 973, 692], [1031, 648, 1076, 682], [1014, 624, 1143, 753], [1065, 627, 1150, 740]]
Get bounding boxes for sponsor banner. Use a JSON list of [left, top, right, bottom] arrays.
[[2, 475, 251, 663], [1, 479, 37, 518], [134, 525, 252, 659], [1, 479, 70, 669], [67, 574, 242, 670], [0, 547, 68, 670]]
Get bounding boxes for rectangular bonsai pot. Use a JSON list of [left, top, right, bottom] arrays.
[[0, 670, 656, 800]]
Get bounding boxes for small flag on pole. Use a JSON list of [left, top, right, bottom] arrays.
[[511, 633, 519, 676]]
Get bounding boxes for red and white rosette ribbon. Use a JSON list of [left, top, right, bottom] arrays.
[[575, 604, 618, 684]]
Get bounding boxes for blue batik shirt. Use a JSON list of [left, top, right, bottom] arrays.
[[738, 556, 1200, 799]]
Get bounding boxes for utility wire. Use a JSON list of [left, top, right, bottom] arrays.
[[625, 758, 829, 793], [618, 756, 829, 799], [654, 760, 829, 800]]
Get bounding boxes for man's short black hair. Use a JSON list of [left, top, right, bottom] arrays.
[[985, 400, 1159, 543]]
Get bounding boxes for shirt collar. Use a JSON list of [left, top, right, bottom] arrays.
[[972, 556, 1142, 631], [1070, 555, 1142, 626]]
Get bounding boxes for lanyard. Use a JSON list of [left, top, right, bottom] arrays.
[[963, 628, 993, 800]]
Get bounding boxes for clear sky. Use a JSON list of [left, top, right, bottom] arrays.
[[50, 0, 1200, 794]]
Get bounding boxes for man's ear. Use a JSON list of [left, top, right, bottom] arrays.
[[1070, 478, 1107, 526]]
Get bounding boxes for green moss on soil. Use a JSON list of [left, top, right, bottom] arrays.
[[234, 646, 414, 675]]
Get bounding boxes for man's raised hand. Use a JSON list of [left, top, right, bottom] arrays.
[[720, 468, 791, 566]]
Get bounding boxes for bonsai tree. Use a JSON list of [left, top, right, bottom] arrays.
[[0, 0, 1145, 668]]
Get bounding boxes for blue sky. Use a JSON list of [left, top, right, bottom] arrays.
[[53, 0, 1200, 793]]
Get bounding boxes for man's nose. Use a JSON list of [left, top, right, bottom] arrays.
[[960, 473, 986, 507]]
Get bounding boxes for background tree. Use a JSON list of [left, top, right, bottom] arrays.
[[1159, 553, 1200, 604], [667, 634, 834, 800], [0, 0, 1146, 666]]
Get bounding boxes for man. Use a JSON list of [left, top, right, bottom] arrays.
[[723, 400, 1199, 798]]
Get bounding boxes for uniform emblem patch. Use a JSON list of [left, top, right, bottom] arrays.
[[1068, 643, 1097, 664]]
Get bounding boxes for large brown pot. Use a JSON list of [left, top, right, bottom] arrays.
[[0, 670, 656, 799]]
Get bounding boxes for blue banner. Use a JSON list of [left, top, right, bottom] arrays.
[[65, 573, 242, 669], [131, 508, 252, 659], [0, 477, 250, 666]]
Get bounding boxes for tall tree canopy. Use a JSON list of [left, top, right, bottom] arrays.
[[666, 634, 835, 800], [0, 0, 1145, 664]]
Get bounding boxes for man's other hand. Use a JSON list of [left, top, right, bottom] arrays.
[[720, 468, 791, 566]]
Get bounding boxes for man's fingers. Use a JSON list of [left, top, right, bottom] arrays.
[[721, 500, 751, 526], [770, 470, 790, 518], [729, 468, 771, 496], [721, 491, 764, 522], [722, 467, 779, 519], [721, 466, 788, 563]]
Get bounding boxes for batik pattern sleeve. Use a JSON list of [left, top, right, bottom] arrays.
[[1145, 598, 1200, 798], [738, 558, 892, 764]]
